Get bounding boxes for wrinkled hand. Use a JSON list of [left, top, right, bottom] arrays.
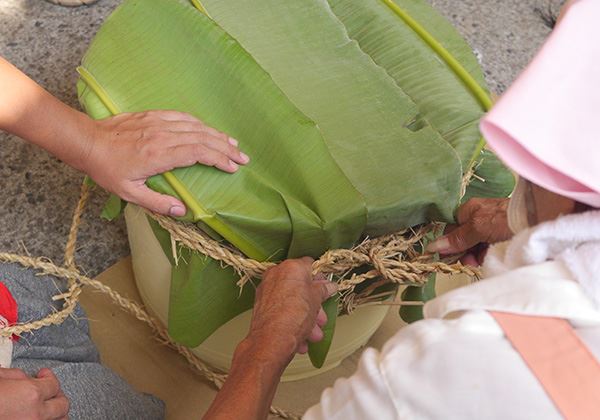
[[248, 258, 338, 362], [82, 111, 249, 217], [426, 198, 513, 265], [0, 368, 69, 420]]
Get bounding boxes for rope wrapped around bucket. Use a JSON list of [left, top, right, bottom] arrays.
[[0, 175, 480, 419], [147, 210, 480, 313], [141, 168, 480, 296]]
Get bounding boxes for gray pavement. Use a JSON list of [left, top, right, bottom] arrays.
[[0, 0, 563, 276]]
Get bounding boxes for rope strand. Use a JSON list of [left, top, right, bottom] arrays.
[[0, 179, 479, 419], [148, 211, 480, 294]]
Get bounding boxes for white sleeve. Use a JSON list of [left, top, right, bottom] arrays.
[[303, 347, 399, 420]]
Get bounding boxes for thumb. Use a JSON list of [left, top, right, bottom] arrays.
[[127, 184, 187, 217], [315, 280, 338, 302], [35, 369, 60, 400], [426, 223, 481, 255], [39, 367, 67, 398]]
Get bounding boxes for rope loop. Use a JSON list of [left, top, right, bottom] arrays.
[[147, 211, 480, 299], [0, 178, 480, 419]]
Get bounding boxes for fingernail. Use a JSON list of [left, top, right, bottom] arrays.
[[426, 237, 450, 253], [325, 282, 338, 297], [169, 205, 186, 217], [240, 152, 250, 164], [228, 137, 239, 146], [229, 160, 239, 171]]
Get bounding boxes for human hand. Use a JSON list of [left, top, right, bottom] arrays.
[[247, 258, 338, 364], [204, 259, 335, 420], [0, 59, 247, 217], [81, 111, 249, 217], [426, 198, 513, 265], [0, 367, 69, 420]]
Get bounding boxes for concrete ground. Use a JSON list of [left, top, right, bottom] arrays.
[[0, 0, 562, 276]]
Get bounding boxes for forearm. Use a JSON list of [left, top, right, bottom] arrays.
[[204, 258, 334, 419], [203, 336, 292, 420], [0, 57, 93, 171]]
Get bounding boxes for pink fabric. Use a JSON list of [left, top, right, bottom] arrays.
[[480, 0, 600, 207], [491, 311, 600, 420]]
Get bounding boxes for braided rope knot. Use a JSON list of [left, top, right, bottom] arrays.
[[147, 212, 481, 299]]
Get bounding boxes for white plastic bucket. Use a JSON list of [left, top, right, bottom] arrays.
[[124, 204, 390, 381]]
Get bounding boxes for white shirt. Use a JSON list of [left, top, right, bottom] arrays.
[[305, 212, 600, 419]]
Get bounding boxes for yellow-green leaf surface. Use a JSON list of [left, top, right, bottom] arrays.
[[147, 217, 255, 346], [78, 0, 367, 346], [326, 0, 489, 166], [463, 150, 516, 203], [200, 0, 464, 237], [308, 296, 339, 369], [78, 0, 512, 353], [78, 0, 366, 261]]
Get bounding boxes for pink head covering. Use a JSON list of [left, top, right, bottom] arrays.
[[480, 0, 600, 207]]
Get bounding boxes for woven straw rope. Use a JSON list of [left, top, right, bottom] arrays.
[[0, 182, 299, 419], [149, 211, 479, 296], [0, 175, 479, 419]]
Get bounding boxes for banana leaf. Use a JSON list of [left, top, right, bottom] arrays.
[[147, 217, 256, 345], [77, 0, 513, 364], [463, 150, 516, 203], [308, 296, 339, 369]]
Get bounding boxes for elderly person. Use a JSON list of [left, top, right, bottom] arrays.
[[204, 0, 600, 418]]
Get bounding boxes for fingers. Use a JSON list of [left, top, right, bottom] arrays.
[[316, 308, 327, 328], [299, 257, 316, 273], [37, 368, 70, 419], [307, 324, 324, 343], [164, 132, 249, 166], [0, 367, 28, 379], [44, 395, 70, 420], [117, 110, 204, 124], [124, 184, 187, 217], [201, 139, 248, 166], [456, 199, 482, 225], [314, 270, 337, 301], [460, 253, 479, 267], [314, 279, 338, 302], [299, 311, 327, 355], [149, 110, 203, 123], [118, 110, 250, 172], [426, 223, 481, 255], [264, 257, 314, 282], [427, 198, 511, 255], [155, 120, 232, 140], [135, 111, 248, 166], [35, 369, 61, 401], [167, 143, 242, 173]]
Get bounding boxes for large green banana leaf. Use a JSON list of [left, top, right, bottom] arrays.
[[77, 0, 513, 362]]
